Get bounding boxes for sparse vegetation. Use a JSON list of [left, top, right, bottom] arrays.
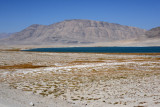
[[1, 52, 160, 106], [0, 63, 47, 69]]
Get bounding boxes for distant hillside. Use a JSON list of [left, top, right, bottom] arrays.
[[0, 33, 12, 39], [0, 19, 146, 45], [145, 27, 160, 38]]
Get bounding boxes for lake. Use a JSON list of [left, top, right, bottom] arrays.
[[23, 47, 160, 53]]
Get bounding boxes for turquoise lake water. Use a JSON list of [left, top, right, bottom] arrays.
[[24, 47, 160, 53]]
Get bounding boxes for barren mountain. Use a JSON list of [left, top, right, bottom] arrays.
[[0, 19, 146, 45], [145, 27, 160, 38]]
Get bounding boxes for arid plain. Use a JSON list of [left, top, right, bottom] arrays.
[[0, 46, 160, 107]]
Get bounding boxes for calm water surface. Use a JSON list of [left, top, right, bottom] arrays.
[[24, 47, 160, 53]]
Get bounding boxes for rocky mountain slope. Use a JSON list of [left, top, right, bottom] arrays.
[[0, 19, 146, 45], [145, 27, 160, 38]]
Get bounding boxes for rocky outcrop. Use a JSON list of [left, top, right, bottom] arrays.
[[0, 19, 146, 45]]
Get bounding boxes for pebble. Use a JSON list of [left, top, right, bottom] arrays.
[[29, 102, 34, 106]]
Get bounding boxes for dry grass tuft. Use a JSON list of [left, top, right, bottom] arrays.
[[0, 48, 21, 51], [0, 63, 47, 69]]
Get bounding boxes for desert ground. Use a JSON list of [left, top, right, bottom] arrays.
[[0, 46, 160, 107]]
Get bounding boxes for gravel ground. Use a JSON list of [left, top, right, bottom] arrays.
[[0, 50, 160, 107]]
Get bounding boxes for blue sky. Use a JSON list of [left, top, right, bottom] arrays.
[[0, 0, 160, 33]]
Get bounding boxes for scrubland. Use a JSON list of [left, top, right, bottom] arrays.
[[0, 49, 160, 107]]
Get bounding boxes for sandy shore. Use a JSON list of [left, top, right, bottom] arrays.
[[0, 48, 160, 107]]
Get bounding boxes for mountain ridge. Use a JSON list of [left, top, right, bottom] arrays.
[[0, 19, 146, 45]]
